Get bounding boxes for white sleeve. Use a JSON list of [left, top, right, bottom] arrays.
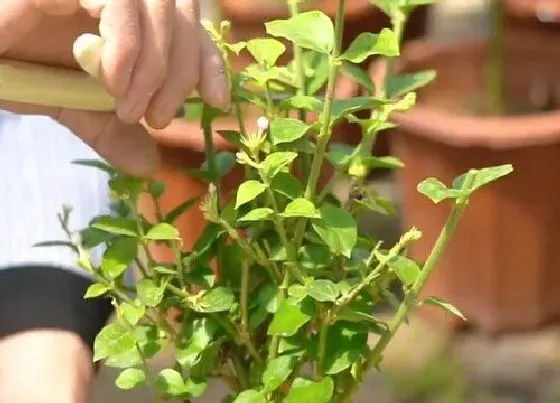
[[0, 109, 113, 277]]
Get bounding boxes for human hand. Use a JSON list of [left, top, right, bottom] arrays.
[[0, 0, 229, 176]]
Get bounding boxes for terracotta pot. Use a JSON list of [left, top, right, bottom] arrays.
[[140, 73, 360, 262], [506, 0, 560, 23], [378, 33, 560, 333]]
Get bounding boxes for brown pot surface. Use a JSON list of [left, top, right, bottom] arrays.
[[221, 0, 372, 21], [506, 0, 560, 21], [380, 34, 560, 333]]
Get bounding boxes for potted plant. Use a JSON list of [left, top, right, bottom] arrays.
[[8, 0, 512, 400], [376, 0, 560, 333]]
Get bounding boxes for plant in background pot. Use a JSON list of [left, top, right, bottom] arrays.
[[377, 0, 560, 333], [21, 0, 513, 401]]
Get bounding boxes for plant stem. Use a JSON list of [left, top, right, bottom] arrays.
[[316, 312, 329, 378], [338, 176, 476, 402], [230, 347, 250, 390], [268, 268, 291, 362], [294, 0, 346, 245], [487, 0, 505, 115], [136, 343, 163, 403], [240, 260, 251, 340]]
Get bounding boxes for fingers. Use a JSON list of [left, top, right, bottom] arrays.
[[144, 0, 200, 129], [0, 0, 41, 53], [116, 0, 176, 124], [96, 0, 140, 99], [197, 28, 230, 110]]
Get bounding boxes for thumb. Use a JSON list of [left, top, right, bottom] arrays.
[[57, 110, 160, 178]]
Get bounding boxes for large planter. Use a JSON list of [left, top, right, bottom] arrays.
[[381, 33, 560, 333], [140, 73, 359, 262]]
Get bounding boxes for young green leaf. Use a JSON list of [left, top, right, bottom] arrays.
[[306, 279, 340, 302], [268, 298, 315, 337], [198, 287, 235, 313], [388, 255, 421, 286], [164, 198, 197, 224], [115, 368, 146, 390], [387, 70, 437, 98], [279, 94, 323, 112], [185, 265, 216, 289], [92, 216, 138, 237], [177, 318, 218, 369], [265, 11, 334, 54], [312, 204, 358, 258], [341, 62, 375, 93], [271, 172, 304, 200], [327, 97, 385, 123], [155, 369, 186, 396], [137, 279, 165, 307], [270, 118, 311, 145], [233, 389, 268, 403], [84, 283, 109, 299], [263, 355, 297, 392], [281, 198, 319, 218], [322, 323, 368, 375], [247, 38, 286, 67], [284, 377, 334, 403], [144, 223, 181, 241], [261, 152, 298, 180], [422, 296, 467, 321], [119, 302, 146, 326], [417, 177, 465, 204], [341, 29, 399, 63], [101, 236, 137, 279], [200, 151, 236, 179], [93, 323, 136, 362], [235, 180, 268, 209], [239, 208, 275, 222], [457, 164, 514, 193]]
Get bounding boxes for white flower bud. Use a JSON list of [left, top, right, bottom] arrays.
[[257, 116, 269, 132]]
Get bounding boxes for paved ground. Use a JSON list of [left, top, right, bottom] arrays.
[[93, 1, 560, 402]]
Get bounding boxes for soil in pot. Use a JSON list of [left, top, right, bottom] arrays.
[[385, 31, 560, 333]]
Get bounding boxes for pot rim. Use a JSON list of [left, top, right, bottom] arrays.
[[220, 0, 374, 22], [506, 0, 560, 22], [147, 73, 359, 151], [369, 38, 560, 148]]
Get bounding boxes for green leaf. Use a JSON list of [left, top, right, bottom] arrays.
[[284, 377, 334, 403], [247, 38, 286, 66], [184, 378, 208, 398], [155, 369, 186, 396], [84, 283, 109, 298], [147, 181, 165, 198], [389, 255, 421, 286], [101, 236, 137, 279], [312, 204, 358, 258], [417, 177, 465, 204], [92, 216, 138, 237], [270, 118, 311, 145], [120, 301, 146, 326], [459, 164, 514, 193], [341, 29, 399, 63], [93, 323, 136, 362], [239, 208, 275, 222], [115, 368, 146, 390], [307, 279, 340, 302], [287, 284, 308, 301], [279, 95, 323, 111], [266, 11, 334, 54], [299, 244, 332, 270], [281, 198, 318, 218], [335, 307, 388, 334], [271, 172, 304, 200], [185, 265, 216, 289], [422, 296, 467, 321], [109, 175, 144, 201], [327, 143, 357, 169], [144, 223, 181, 241], [268, 298, 315, 336], [263, 355, 297, 392], [234, 389, 268, 403], [387, 70, 436, 98], [72, 158, 116, 175], [328, 97, 385, 123], [137, 279, 165, 307], [164, 198, 198, 224], [235, 180, 267, 209], [198, 287, 235, 313], [323, 323, 368, 375], [177, 318, 218, 369], [201, 151, 236, 179], [341, 62, 375, 93], [261, 152, 298, 180]]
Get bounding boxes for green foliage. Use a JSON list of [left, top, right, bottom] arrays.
[[52, 1, 513, 402]]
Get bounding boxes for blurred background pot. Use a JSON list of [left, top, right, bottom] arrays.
[[376, 32, 560, 334]]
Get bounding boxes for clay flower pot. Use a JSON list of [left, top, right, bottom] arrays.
[[140, 73, 360, 263], [377, 33, 560, 333], [221, 0, 430, 70]]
